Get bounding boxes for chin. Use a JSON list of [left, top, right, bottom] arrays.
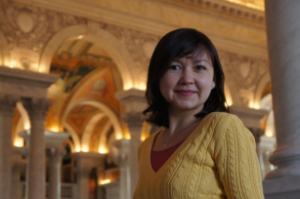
[[176, 104, 202, 112]]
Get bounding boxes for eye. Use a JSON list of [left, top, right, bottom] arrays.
[[167, 63, 182, 71], [194, 64, 207, 71]]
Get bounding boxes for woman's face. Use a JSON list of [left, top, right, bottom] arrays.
[[159, 48, 215, 115]]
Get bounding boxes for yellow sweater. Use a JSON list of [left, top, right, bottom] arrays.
[[134, 112, 264, 199]]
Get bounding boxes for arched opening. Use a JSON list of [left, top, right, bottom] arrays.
[[39, 25, 133, 89]]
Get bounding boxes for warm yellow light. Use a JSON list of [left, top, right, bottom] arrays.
[[225, 0, 264, 10], [48, 125, 60, 133], [98, 145, 109, 154], [265, 129, 274, 138], [115, 133, 123, 140], [124, 132, 131, 140], [30, 63, 39, 71], [248, 100, 260, 110], [75, 145, 81, 152], [99, 178, 112, 185], [141, 133, 149, 141], [226, 98, 233, 107], [77, 35, 84, 39], [122, 125, 131, 140], [38, 64, 48, 73], [14, 137, 24, 147], [133, 82, 146, 91], [7, 59, 18, 68], [225, 89, 233, 107], [24, 121, 31, 130], [140, 123, 150, 141], [81, 144, 89, 152], [124, 81, 134, 90]]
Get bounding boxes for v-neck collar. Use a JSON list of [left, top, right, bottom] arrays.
[[146, 114, 212, 175]]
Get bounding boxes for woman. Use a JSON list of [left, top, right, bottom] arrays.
[[134, 28, 264, 199]]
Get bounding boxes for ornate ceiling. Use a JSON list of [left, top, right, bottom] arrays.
[[225, 0, 264, 10]]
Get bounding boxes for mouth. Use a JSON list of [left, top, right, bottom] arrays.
[[175, 90, 197, 96]]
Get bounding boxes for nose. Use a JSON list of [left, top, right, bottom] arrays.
[[180, 67, 194, 85]]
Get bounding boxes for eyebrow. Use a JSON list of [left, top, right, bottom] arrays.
[[171, 57, 211, 64]]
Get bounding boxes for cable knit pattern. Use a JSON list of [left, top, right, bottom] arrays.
[[134, 112, 264, 199]]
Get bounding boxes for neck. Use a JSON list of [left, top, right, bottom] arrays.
[[168, 112, 200, 136]]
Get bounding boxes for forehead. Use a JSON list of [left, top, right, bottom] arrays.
[[176, 47, 212, 62]]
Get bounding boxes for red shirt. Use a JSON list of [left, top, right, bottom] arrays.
[[151, 135, 185, 172]]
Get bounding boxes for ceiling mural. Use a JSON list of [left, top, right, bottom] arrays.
[[45, 37, 123, 152]]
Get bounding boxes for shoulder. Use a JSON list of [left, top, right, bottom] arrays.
[[205, 112, 252, 140], [208, 113, 256, 159], [204, 112, 243, 129]]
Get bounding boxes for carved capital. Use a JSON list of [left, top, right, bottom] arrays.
[[46, 147, 65, 165], [0, 94, 18, 117], [22, 97, 50, 117], [112, 139, 130, 166]]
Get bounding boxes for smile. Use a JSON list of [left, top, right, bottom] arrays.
[[175, 90, 197, 96]]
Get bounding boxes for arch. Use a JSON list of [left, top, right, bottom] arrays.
[[63, 123, 81, 152], [62, 100, 122, 140], [254, 73, 271, 103], [16, 102, 31, 130], [81, 113, 104, 150], [39, 25, 134, 89], [98, 122, 113, 154]]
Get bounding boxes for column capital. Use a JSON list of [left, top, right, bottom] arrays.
[[46, 147, 65, 165], [116, 89, 146, 115], [45, 131, 69, 151], [0, 94, 18, 116], [21, 97, 50, 119], [229, 105, 268, 129], [72, 152, 105, 174], [112, 139, 130, 166]]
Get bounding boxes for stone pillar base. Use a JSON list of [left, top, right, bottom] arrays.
[[264, 176, 300, 199]]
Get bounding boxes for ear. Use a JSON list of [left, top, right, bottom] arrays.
[[211, 81, 215, 89]]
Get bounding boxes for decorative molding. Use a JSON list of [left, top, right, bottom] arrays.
[[0, 66, 57, 100], [220, 51, 269, 106], [156, 0, 265, 25], [12, 0, 267, 59], [13, 0, 175, 36], [0, 1, 87, 61]]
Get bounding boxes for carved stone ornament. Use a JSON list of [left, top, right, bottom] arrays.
[[0, 1, 87, 53], [99, 22, 159, 83], [16, 9, 35, 33]]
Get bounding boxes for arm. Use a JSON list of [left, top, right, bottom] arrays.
[[214, 115, 264, 199]]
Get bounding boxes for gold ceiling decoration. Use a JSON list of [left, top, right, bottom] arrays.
[[225, 0, 264, 11]]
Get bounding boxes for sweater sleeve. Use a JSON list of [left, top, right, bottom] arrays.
[[214, 114, 264, 199]]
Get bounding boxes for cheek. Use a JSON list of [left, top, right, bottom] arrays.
[[160, 74, 176, 90], [159, 75, 177, 100], [196, 78, 214, 92]]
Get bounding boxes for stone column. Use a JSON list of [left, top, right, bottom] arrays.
[[114, 139, 131, 199], [0, 95, 17, 199], [72, 152, 104, 199], [12, 147, 26, 199], [264, 1, 300, 198], [22, 98, 49, 199], [47, 148, 64, 199], [116, 89, 146, 198], [46, 132, 69, 199]]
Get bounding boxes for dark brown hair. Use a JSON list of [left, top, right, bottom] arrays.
[[144, 28, 229, 127]]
